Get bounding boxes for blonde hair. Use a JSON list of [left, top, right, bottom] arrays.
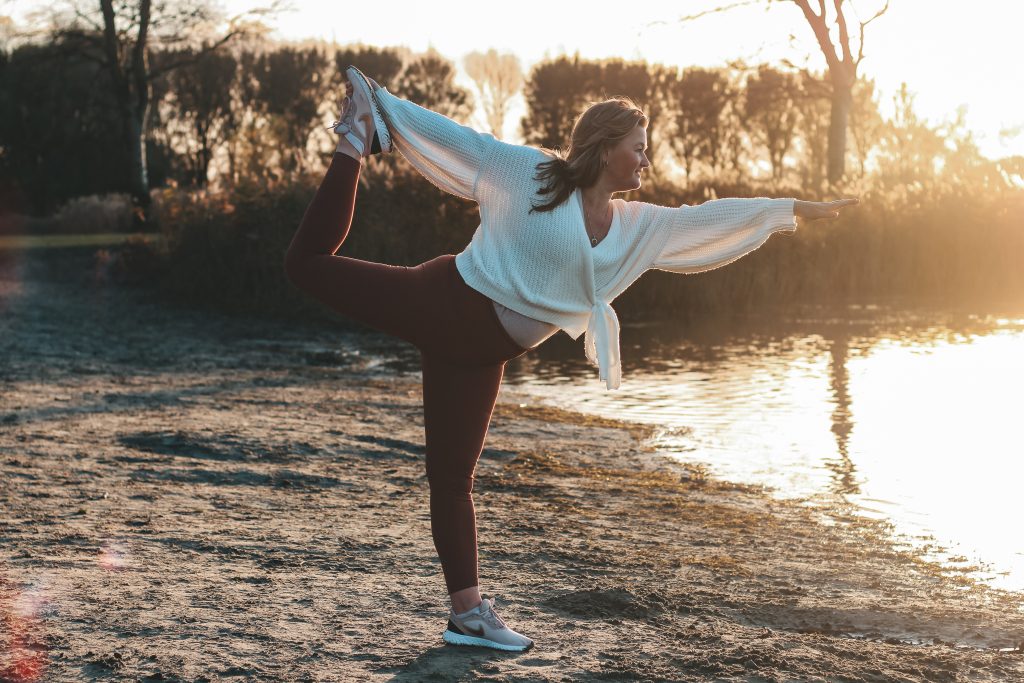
[[529, 97, 648, 214]]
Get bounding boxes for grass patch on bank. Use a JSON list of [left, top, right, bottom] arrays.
[[0, 232, 161, 249]]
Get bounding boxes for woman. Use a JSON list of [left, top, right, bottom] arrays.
[[284, 66, 858, 653]]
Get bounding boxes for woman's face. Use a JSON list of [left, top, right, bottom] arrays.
[[603, 125, 650, 191]]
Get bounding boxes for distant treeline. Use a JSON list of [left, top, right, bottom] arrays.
[[2, 39, 1022, 316]]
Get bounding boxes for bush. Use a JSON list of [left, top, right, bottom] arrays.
[[135, 159, 482, 319], [144, 179, 313, 315], [93, 233, 166, 285], [28, 193, 137, 234]]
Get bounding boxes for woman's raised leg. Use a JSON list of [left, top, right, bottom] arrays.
[[284, 152, 361, 266], [283, 152, 433, 346]]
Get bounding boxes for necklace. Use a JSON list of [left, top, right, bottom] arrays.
[[582, 199, 611, 247]]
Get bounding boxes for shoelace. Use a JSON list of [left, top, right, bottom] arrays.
[[481, 598, 508, 630], [326, 95, 355, 133]]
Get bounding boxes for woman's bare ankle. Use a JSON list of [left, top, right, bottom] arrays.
[[335, 137, 362, 162], [450, 585, 482, 614]]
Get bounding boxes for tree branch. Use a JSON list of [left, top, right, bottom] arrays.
[[833, 0, 853, 65], [147, 28, 238, 80], [146, 0, 284, 78], [131, 0, 151, 110], [855, 0, 890, 68], [646, 0, 762, 26], [792, 0, 841, 73], [99, 0, 127, 92], [72, 6, 104, 33]]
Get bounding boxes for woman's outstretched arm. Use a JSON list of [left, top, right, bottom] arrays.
[[649, 197, 858, 274], [374, 87, 501, 203]]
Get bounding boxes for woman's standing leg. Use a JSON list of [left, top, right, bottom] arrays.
[[423, 341, 534, 652], [421, 353, 506, 613]]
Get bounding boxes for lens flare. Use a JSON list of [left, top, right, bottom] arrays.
[[0, 211, 27, 315], [99, 541, 131, 571], [1, 578, 50, 683]]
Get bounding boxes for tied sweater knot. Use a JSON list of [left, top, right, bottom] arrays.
[[373, 87, 798, 389]]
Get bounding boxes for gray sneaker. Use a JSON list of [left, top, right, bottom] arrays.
[[327, 66, 392, 156], [443, 596, 534, 652]]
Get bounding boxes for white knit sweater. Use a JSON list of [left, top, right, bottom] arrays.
[[373, 87, 797, 390]]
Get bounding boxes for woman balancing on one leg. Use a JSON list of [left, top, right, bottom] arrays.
[[284, 66, 859, 653]]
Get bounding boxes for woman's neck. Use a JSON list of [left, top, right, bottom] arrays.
[[580, 183, 613, 213]]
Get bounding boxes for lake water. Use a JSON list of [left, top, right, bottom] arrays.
[[479, 302, 1024, 593]]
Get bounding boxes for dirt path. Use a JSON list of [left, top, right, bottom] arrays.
[[2, 248, 1022, 682]]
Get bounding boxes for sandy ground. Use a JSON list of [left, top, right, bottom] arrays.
[[1, 247, 1023, 682]]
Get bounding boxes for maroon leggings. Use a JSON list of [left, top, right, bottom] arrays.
[[284, 153, 528, 594]]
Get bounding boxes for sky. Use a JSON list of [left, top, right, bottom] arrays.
[[248, 0, 1023, 159], [8, 0, 1024, 159]]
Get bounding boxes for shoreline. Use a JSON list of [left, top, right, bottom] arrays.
[[2, 250, 1023, 681]]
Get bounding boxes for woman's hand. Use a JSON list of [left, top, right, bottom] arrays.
[[794, 198, 859, 224]]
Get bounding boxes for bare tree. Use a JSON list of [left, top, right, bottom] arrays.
[[463, 49, 523, 138], [791, 0, 888, 186], [666, 0, 890, 187], [42, 0, 282, 220]]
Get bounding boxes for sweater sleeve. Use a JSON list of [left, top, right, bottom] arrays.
[[650, 197, 797, 273], [373, 87, 499, 203]]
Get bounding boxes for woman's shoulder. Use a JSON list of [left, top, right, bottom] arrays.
[[614, 197, 661, 221], [480, 138, 553, 164], [611, 198, 690, 241], [478, 142, 554, 189], [497, 140, 552, 165]]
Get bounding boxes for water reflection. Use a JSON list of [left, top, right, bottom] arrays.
[[843, 328, 1024, 589], [826, 331, 858, 496], [497, 304, 1024, 592]]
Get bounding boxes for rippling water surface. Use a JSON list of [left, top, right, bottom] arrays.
[[490, 303, 1024, 592]]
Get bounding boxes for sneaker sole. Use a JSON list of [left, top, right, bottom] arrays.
[[345, 65, 392, 154], [442, 628, 534, 652]]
